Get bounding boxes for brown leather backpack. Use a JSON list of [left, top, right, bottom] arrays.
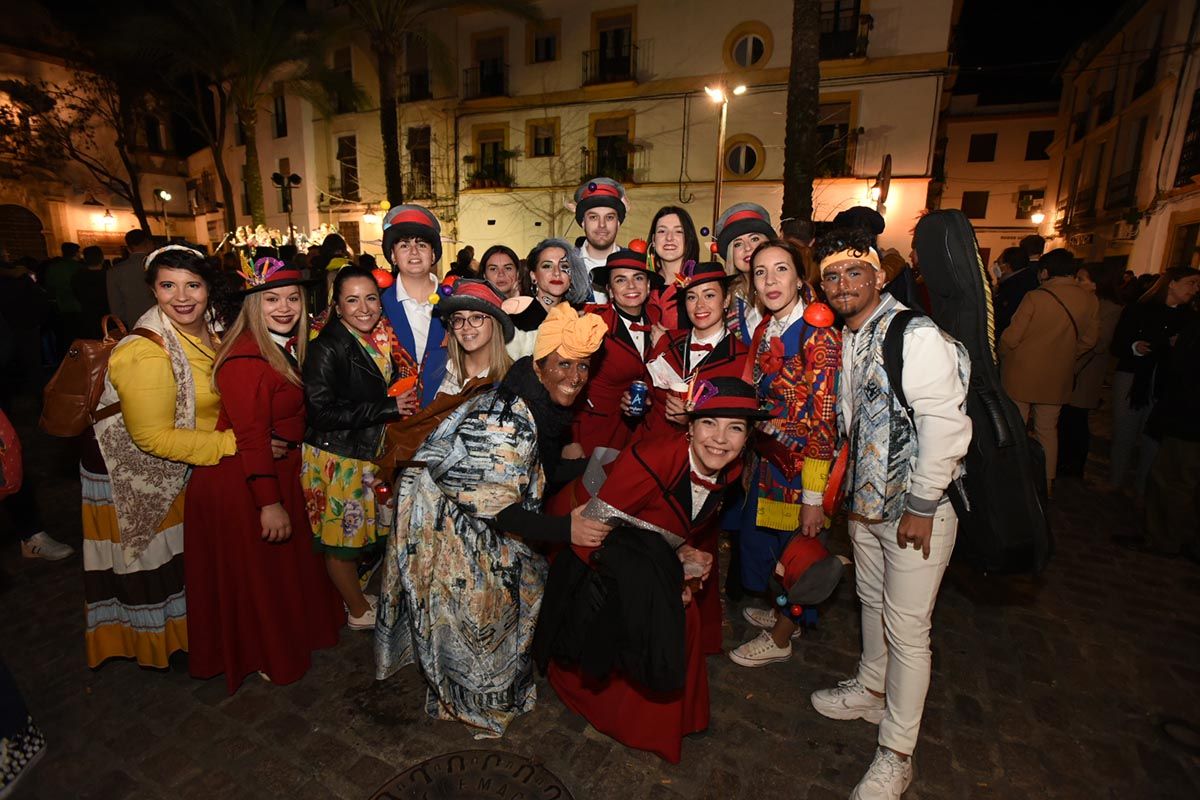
[[39, 315, 165, 437]]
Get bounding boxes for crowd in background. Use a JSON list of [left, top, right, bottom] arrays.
[[2, 178, 1199, 800]]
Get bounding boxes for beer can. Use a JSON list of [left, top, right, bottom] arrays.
[[627, 380, 649, 416]]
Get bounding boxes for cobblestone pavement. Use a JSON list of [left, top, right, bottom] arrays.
[[2, 392, 1198, 800]]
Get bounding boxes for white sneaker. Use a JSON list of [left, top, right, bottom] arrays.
[[347, 606, 376, 630], [728, 631, 791, 667], [851, 747, 914, 799], [742, 606, 803, 640], [810, 677, 886, 724], [20, 532, 74, 561]]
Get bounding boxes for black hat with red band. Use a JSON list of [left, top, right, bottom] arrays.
[[685, 376, 771, 420], [590, 239, 665, 290]]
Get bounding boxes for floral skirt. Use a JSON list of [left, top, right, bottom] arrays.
[[301, 444, 386, 559]]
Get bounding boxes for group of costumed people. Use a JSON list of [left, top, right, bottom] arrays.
[[76, 175, 964, 800]]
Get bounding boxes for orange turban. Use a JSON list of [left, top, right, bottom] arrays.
[[533, 303, 606, 361]]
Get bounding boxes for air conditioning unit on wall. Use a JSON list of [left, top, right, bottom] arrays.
[[1112, 220, 1139, 240]]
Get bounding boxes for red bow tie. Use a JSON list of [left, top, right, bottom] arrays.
[[689, 343, 714, 352], [629, 323, 652, 333], [690, 472, 722, 491]]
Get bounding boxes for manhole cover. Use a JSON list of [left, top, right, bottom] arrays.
[[369, 750, 574, 800]]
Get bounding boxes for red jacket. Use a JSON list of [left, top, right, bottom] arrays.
[[572, 303, 660, 455], [637, 328, 751, 444]]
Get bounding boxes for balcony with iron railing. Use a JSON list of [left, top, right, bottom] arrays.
[[583, 43, 638, 86], [1071, 185, 1097, 221], [406, 168, 433, 199], [819, 1, 873, 60], [580, 145, 636, 184], [463, 61, 509, 100], [465, 161, 514, 189], [1104, 169, 1138, 211], [400, 71, 431, 102]]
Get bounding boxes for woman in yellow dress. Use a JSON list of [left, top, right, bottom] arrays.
[[83, 245, 239, 669]]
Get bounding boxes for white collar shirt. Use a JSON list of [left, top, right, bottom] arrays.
[[394, 275, 437, 364]]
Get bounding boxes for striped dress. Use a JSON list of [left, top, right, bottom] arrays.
[[83, 329, 235, 669]]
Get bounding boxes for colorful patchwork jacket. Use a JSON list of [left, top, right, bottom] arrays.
[[745, 284, 841, 530]]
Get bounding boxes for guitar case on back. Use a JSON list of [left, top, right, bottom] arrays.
[[912, 210, 1052, 574]]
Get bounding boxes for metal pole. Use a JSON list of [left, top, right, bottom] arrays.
[[712, 97, 728, 232], [284, 186, 295, 244]]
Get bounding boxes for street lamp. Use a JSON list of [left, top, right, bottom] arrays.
[[705, 83, 747, 232], [271, 172, 303, 243], [153, 188, 172, 238], [1030, 210, 1046, 225]]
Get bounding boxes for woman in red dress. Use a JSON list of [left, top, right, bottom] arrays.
[[572, 243, 663, 455], [185, 258, 344, 693], [539, 377, 767, 762]]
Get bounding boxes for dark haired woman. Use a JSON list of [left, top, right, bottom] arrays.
[[726, 237, 840, 667], [505, 238, 590, 359], [480, 244, 524, 300], [538, 377, 765, 762], [83, 246, 239, 668], [646, 206, 700, 329], [303, 266, 415, 630], [573, 244, 663, 455], [186, 258, 344, 693], [1057, 263, 1124, 478], [640, 261, 751, 653], [1107, 266, 1200, 497], [376, 303, 607, 737]]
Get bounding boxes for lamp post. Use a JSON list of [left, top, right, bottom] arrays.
[[705, 83, 746, 230], [153, 188, 172, 238], [271, 172, 303, 243]]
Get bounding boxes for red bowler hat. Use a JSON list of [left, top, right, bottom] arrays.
[[590, 239, 665, 289], [685, 376, 772, 420]]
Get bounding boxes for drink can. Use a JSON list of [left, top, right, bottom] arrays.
[[627, 380, 649, 416]]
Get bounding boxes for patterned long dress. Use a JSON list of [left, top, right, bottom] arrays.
[[374, 388, 547, 737]]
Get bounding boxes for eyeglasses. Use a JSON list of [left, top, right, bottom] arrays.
[[450, 313, 489, 330]]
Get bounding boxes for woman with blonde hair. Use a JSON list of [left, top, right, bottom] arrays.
[[434, 277, 515, 395], [713, 203, 776, 342], [185, 257, 344, 693]]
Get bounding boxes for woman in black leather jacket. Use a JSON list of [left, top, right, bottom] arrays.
[[302, 266, 414, 630]]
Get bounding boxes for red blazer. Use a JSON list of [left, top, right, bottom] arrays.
[[213, 332, 306, 508], [572, 303, 661, 455], [637, 329, 751, 443], [648, 284, 682, 331]]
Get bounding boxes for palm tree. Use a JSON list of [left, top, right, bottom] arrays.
[[137, 0, 361, 227], [781, 0, 822, 221], [343, 0, 538, 206]]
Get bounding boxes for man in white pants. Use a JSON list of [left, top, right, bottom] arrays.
[[810, 229, 972, 799]]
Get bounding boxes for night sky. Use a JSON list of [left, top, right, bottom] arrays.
[[954, 0, 1132, 103]]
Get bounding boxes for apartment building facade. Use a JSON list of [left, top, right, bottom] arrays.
[[938, 95, 1056, 264], [1043, 0, 1200, 272], [0, 45, 192, 259], [190, 0, 958, 260]]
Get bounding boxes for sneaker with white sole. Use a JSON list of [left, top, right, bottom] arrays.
[[850, 747, 914, 800], [347, 605, 376, 630], [728, 631, 792, 667], [810, 677, 886, 724], [19, 532, 74, 561], [742, 606, 803, 640]]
